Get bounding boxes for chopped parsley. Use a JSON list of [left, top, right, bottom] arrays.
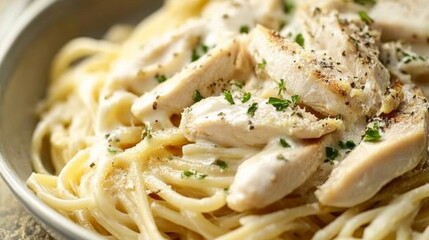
[[155, 74, 167, 83], [325, 147, 339, 161], [141, 125, 153, 140], [181, 169, 207, 180], [247, 103, 258, 117], [107, 146, 120, 154], [277, 79, 286, 96], [240, 25, 250, 34], [338, 140, 356, 150], [212, 159, 228, 170], [223, 90, 235, 105], [363, 122, 382, 142], [279, 138, 291, 148], [400, 51, 426, 64], [241, 92, 251, 103], [353, 0, 376, 6], [291, 95, 300, 106], [257, 59, 267, 69], [358, 11, 374, 25], [191, 44, 209, 62], [295, 33, 304, 47], [283, 0, 295, 14], [193, 90, 204, 103], [267, 97, 290, 111]]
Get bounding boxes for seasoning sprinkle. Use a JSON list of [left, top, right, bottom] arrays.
[[247, 103, 258, 117], [279, 138, 291, 148], [223, 90, 235, 105], [267, 97, 290, 111], [240, 25, 250, 34], [358, 11, 374, 25], [257, 59, 267, 69], [193, 90, 204, 103], [241, 92, 251, 103], [295, 33, 304, 47], [212, 159, 228, 170], [155, 74, 167, 83], [363, 122, 382, 142]]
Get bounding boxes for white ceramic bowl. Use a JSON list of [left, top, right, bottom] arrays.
[[0, 0, 161, 239]]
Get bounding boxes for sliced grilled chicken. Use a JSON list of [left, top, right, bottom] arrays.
[[131, 38, 251, 127], [248, 25, 369, 119], [317, 86, 429, 207], [370, 0, 429, 44], [381, 42, 429, 84], [227, 137, 330, 212], [180, 95, 342, 148], [300, 10, 390, 115]]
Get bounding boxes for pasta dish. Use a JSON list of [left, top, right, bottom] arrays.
[[27, 0, 429, 239]]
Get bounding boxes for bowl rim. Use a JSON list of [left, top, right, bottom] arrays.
[[0, 0, 104, 239]]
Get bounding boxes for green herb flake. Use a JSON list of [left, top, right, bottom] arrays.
[[291, 95, 300, 106], [338, 140, 356, 150], [295, 33, 304, 47], [191, 44, 209, 62], [240, 25, 249, 34], [363, 122, 382, 142], [247, 103, 258, 117], [257, 59, 267, 69], [353, 0, 376, 6], [241, 92, 251, 103], [141, 125, 153, 140], [358, 11, 374, 25], [193, 90, 204, 103], [277, 79, 286, 96], [223, 90, 235, 105], [267, 97, 291, 111], [107, 147, 120, 154], [283, 0, 295, 14], [212, 159, 228, 170], [325, 147, 339, 160], [155, 74, 167, 83], [279, 138, 291, 148], [181, 169, 207, 180]]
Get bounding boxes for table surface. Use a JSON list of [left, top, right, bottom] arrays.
[[0, 178, 52, 240]]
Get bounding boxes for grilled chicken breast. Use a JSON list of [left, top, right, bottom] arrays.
[[227, 137, 329, 211], [317, 86, 429, 207], [131, 38, 251, 127], [370, 0, 429, 44], [248, 25, 375, 119], [180, 95, 342, 148], [300, 9, 390, 115]]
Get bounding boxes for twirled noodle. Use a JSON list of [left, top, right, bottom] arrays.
[[27, 0, 429, 239]]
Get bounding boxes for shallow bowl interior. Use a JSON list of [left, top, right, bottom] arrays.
[[0, 0, 162, 239]]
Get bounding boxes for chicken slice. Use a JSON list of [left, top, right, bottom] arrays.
[[131, 38, 251, 127], [370, 0, 429, 44], [180, 95, 342, 148], [248, 25, 366, 119], [300, 10, 390, 115], [381, 42, 429, 84], [317, 86, 429, 207], [227, 137, 330, 212]]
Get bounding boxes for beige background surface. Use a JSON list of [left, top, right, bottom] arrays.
[[0, 1, 52, 239], [0, 179, 52, 239]]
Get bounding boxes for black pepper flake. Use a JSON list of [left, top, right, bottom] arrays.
[[90, 163, 95, 168], [152, 101, 158, 110]]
